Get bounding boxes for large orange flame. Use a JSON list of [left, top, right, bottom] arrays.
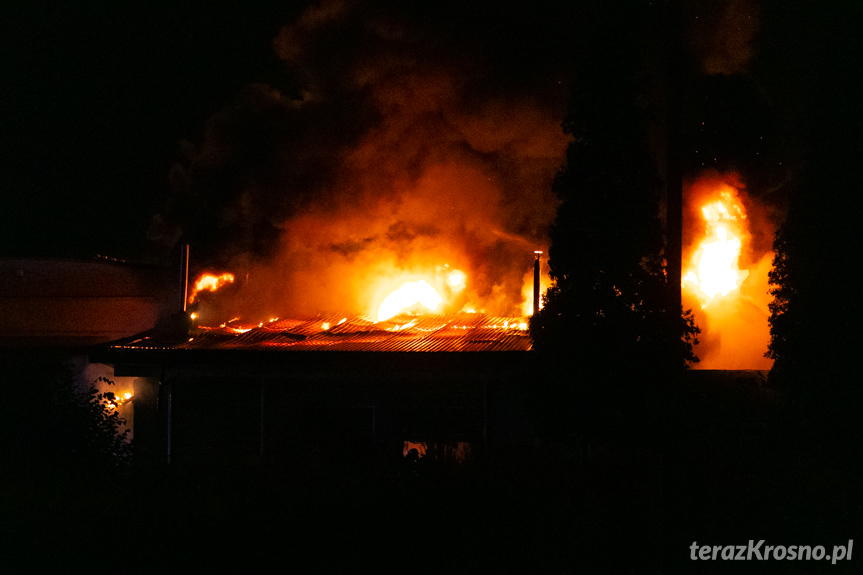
[[189, 272, 235, 303], [683, 192, 749, 305], [371, 266, 474, 322], [682, 173, 773, 370], [447, 270, 466, 291], [377, 280, 443, 322]]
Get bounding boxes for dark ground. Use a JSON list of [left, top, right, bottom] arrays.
[[1, 360, 859, 574]]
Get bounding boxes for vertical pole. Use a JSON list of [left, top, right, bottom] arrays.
[[533, 251, 542, 316]]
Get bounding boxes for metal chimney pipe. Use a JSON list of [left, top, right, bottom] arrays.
[[533, 251, 542, 316]]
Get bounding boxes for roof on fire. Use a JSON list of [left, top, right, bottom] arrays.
[[108, 313, 532, 353]]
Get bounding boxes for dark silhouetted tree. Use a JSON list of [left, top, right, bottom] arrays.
[[765, 219, 801, 383], [1, 351, 131, 477], [766, 154, 858, 392], [763, 2, 861, 396], [530, 5, 698, 375], [1, 353, 132, 572]]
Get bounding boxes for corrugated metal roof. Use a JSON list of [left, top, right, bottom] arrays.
[[111, 313, 532, 352]]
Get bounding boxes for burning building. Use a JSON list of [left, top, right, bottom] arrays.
[[96, 246, 547, 468], [99, 311, 538, 468], [93, 3, 781, 465], [94, 1, 575, 466]]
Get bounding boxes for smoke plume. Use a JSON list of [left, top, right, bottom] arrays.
[[688, 0, 760, 75], [163, 1, 574, 320]]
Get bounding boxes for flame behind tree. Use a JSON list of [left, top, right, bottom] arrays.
[[531, 3, 699, 372], [682, 172, 773, 370], [684, 191, 750, 302]]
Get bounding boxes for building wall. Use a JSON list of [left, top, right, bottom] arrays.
[[0, 257, 175, 346], [119, 352, 537, 469]]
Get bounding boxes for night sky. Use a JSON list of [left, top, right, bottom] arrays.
[[1, 1, 860, 265], [1, 2, 305, 258]]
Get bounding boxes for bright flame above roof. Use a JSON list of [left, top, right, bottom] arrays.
[[112, 312, 531, 352], [447, 270, 466, 290], [189, 272, 235, 303], [377, 280, 443, 322]]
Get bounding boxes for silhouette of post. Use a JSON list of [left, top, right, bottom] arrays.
[[533, 251, 542, 316]]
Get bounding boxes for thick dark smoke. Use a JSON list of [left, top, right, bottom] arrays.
[[158, 1, 575, 320], [687, 0, 760, 75]]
